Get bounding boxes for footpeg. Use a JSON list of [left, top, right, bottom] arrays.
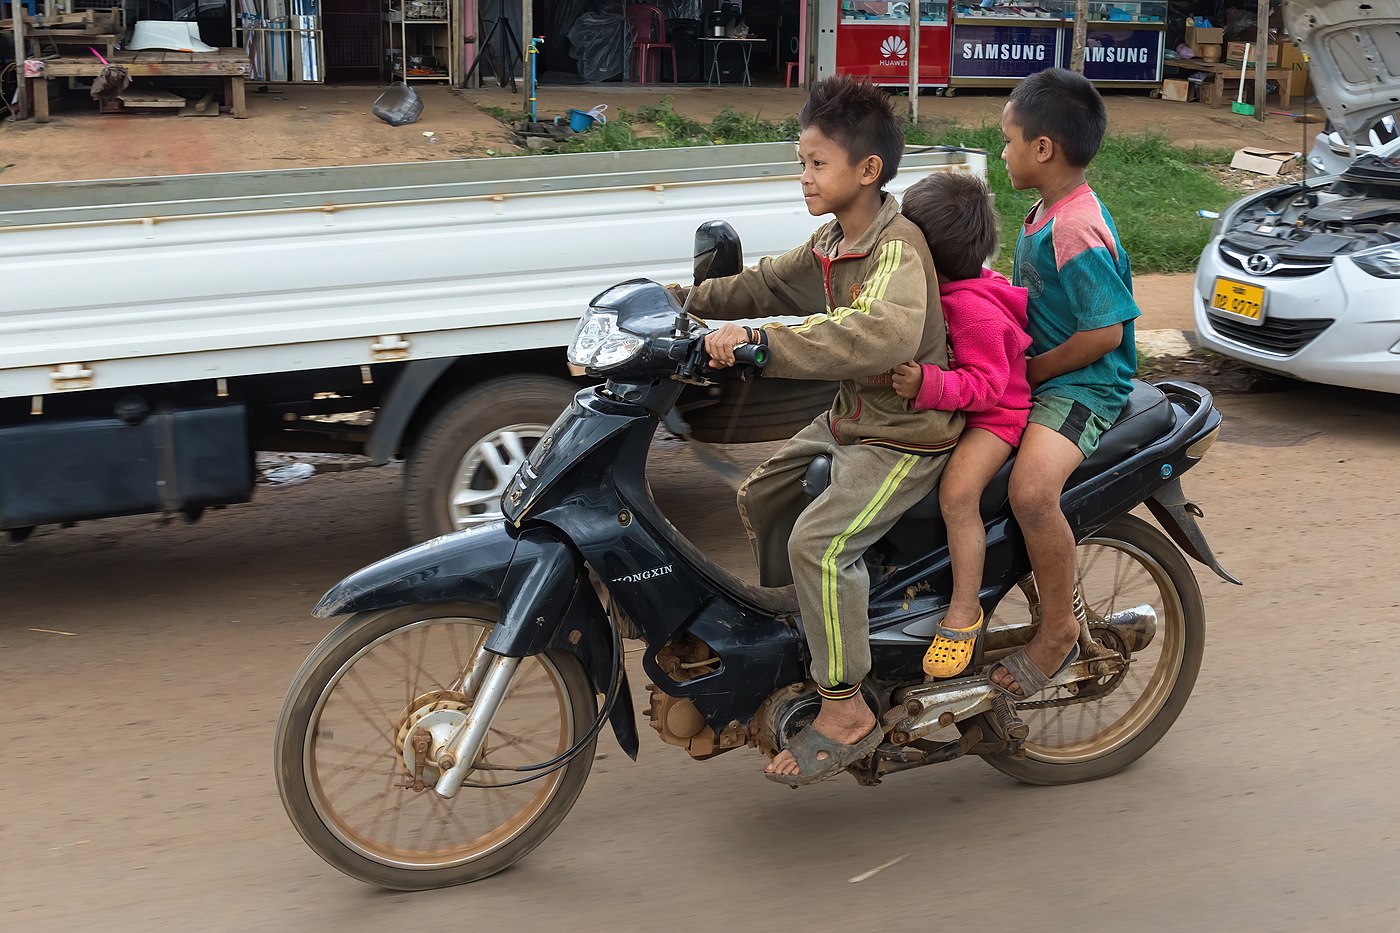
[[990, 695, 1028, 757]]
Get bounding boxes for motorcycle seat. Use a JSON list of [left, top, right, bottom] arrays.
[[801, 380, 1174, 523]]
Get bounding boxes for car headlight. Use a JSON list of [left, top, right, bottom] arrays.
[[1351, 245, 1400, 279], [566, 309, 645, 370]]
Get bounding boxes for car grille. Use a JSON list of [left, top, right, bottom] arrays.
[[1218, 243, 1331, 277], [1207, 314, 1334, 355]]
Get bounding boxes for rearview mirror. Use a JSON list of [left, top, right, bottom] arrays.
[[693, 221, 743, 286]]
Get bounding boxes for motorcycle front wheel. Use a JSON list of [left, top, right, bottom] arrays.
[[972, 515, 1206, 785], [274, 603, 598, 890]]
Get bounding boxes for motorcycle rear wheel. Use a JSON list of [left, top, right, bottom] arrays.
[[274, 603, 597, 889], [972, 515, 1205, 786]]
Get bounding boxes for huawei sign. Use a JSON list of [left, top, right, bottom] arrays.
[[879, 35, 909, 61]]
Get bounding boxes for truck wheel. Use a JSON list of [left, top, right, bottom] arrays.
[[681, 379, 835, 445], [404, 377, 577, 541]]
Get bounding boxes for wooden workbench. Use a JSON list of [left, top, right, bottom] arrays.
[[25, 49, 251, 122], [1166, 59, 1292, 109]]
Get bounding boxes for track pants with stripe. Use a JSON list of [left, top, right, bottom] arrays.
[[736, 417, 951, 698]]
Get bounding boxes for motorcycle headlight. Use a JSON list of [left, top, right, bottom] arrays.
[[1351, 245, 1400, 279], [566, 309, 645, 370]]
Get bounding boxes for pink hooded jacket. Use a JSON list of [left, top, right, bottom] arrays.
[[913, 269, 1032, 447]]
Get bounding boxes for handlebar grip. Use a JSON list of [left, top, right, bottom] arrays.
[[732, 344, 768, 368]]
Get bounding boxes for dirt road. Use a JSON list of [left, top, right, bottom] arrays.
[[3, 374, 1399, 931]]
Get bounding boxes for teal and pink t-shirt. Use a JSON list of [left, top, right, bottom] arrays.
[[1013, 183, 1139, 423]]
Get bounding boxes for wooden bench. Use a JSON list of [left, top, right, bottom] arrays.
[[25, 49, 251, 122], [25, 29, 118, 60], [1166, 58, 1292, 109]]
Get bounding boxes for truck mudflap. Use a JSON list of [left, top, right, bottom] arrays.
[[1146, 479, 1243, 586]]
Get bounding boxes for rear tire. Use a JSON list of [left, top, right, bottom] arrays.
[[970, 516, 1205, 786], [404, 376, 577, 541]]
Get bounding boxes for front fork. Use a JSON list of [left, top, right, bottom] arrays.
[[432, 530, 612, 799], [434, 653, 522, 798]]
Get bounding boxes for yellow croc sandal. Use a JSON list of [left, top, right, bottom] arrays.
[[922, 610, 984, 679]]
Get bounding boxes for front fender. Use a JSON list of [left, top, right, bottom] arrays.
[[313, 521, 523, 617]]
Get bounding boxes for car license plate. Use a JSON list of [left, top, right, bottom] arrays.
[[1210, 277, 1266, 324]]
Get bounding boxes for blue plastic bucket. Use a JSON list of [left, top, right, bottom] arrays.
[[569, 108, 596, 132]]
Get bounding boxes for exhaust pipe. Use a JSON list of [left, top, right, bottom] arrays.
[[1103, 604, 1156, 653], [888, 656, 1124, 745]]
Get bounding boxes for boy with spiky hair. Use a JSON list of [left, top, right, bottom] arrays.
[[681, 75, 963, 786], [987, 68, 1140, 700]]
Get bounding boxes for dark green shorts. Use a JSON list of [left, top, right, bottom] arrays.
[[1028, 395, 1113, 459]]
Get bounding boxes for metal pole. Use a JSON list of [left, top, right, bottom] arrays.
[[521, 0, 531, 83], [908, 0, 919, 124], [1253, 0, 1267, 121], [12, 0, 28, 120], [1071, 0, 1087, 72]]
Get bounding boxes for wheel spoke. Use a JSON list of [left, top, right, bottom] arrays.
[[478, 441, 513, 485], [338, 670, 398, 747], [453, 486, 502, 510], [499, 431, 530, 465]]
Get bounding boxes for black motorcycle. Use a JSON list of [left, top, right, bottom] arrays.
[[274, 223, 1238, 890]]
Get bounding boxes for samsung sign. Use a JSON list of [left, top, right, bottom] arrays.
[[1059, 28, 1163, 82], [952, 26, 1058, 78], [950, 24, 1163, 83], [1083, 45, 1149, 64], [960, 42, 1051, 62]]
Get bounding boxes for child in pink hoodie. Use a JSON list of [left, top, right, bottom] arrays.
[[894, 172, 1032, 678]]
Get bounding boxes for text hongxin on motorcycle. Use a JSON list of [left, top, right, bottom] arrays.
[[274, 220, 1239, 891]]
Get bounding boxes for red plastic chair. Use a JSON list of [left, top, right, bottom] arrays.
[[627, 4, 677, 85]]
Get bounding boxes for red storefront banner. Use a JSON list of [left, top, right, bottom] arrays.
[[836, 24, 952, 84]]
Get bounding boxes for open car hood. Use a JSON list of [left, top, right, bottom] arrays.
[[1284, 0, 1400, 144]]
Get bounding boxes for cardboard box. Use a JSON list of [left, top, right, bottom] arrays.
[[1230, 147, 1298, 176], [1160, 78, 1194, 102], [1279, 43, 1310, 96], [1226, 41, 1280, 66], [1185, 24, 1224, 51]]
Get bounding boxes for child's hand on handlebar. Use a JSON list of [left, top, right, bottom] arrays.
[[892, 361, 923, 399], [703, 323, 752, 369]]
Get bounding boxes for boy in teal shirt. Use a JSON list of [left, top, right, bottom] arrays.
[[991, 68, 1140, 698]]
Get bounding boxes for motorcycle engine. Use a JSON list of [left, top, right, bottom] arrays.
[[750, 683, 824, 758]]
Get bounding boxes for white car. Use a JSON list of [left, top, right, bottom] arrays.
[[1193, 0, 1400, 394], [1307, 114, 1398, 178]]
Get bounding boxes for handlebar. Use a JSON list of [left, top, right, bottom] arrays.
[[732, 344, 769, 368]]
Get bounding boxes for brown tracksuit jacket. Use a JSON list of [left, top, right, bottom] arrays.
[[686, 194, 964, 455]]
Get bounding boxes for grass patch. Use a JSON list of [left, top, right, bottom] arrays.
[[480, 105, 515, 124], [479, 100, 1239, 274]]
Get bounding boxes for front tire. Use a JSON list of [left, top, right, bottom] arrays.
[[274, 603, 598, 890], [972, 515, 1206, 786]]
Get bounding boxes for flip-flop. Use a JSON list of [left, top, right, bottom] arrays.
[[988, 643, 1080, 700], [922, 609, 985, 679], [764, 722, 883, 787]]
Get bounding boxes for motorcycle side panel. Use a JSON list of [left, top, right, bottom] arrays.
[[486, 532, 583, 657], [528, 425, 807, 729], [312, 521, 521, 617], [547, 579, 641, 760]]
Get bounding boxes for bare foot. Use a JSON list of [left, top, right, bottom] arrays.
[[764, 693, 876, 778], [940, 598, 983, 633], [991, 614, 1079, 697]]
